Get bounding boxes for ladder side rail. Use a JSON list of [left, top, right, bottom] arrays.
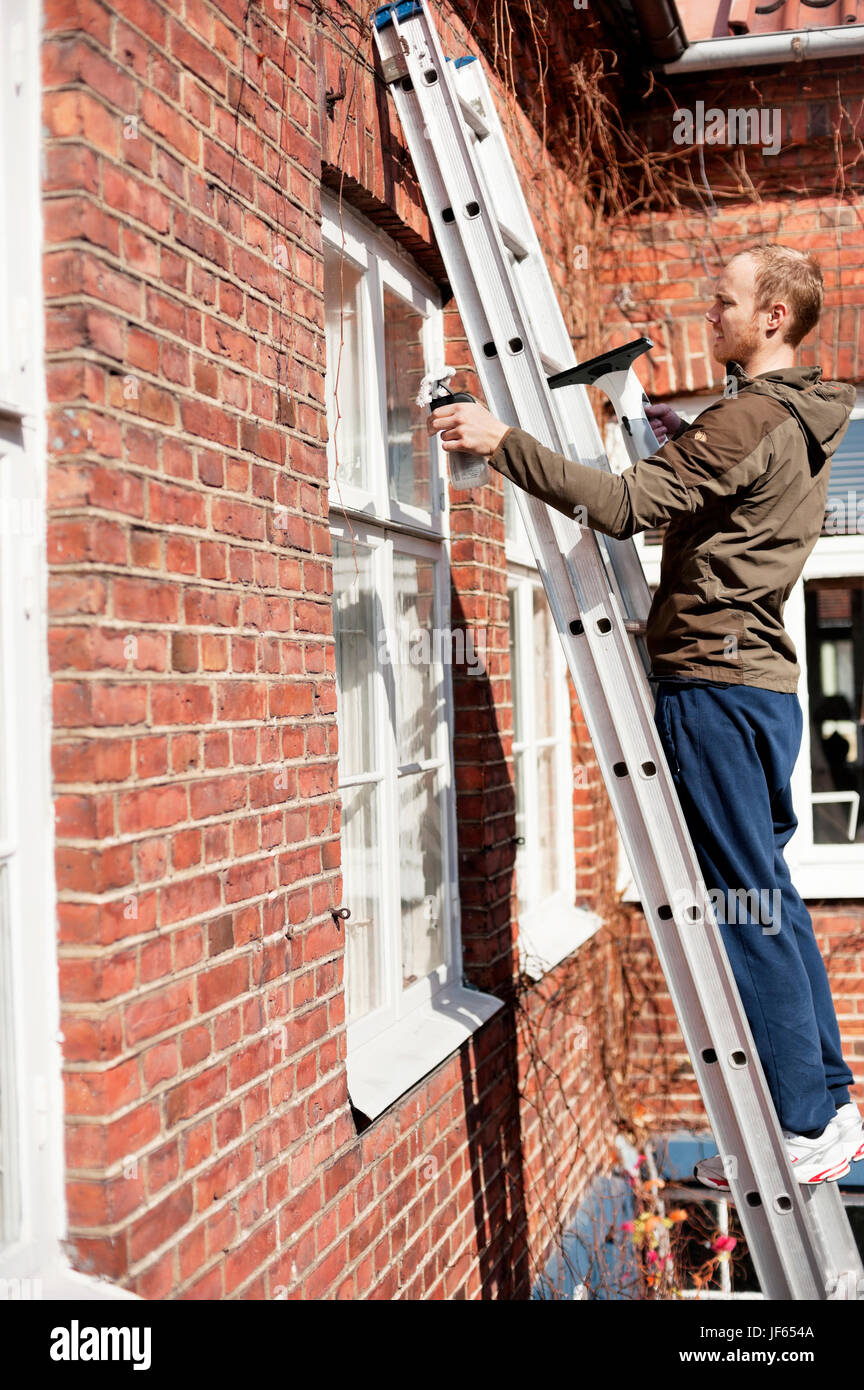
[[450, 59, 654, 633]]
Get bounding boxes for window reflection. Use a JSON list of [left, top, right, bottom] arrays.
[[804, 579, 864, 844]]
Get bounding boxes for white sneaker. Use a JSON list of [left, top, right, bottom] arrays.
[[693, 1153, 734, 1190], [835, 1102, 864, 1164], [694, 1115, 851, 1189], [781, 1117, 851, 1183]]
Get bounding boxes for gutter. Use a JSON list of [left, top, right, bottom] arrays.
[[663, 23, 864, 73], [629, 0, 687, 64]]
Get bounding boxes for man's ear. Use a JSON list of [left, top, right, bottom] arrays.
[[766, 300, 788, 332]]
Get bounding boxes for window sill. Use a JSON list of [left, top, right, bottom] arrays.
[[518, 904, 603, 981], [786, 858, 864, 902], [0, 1247, 140, 1300], [346, 983, 504, 1121], [618, 856, 863, 906]]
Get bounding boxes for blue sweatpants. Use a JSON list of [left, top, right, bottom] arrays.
[[652, 678, 855, 1137]]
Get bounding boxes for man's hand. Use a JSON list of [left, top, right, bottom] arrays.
[[427, 401, 511, 457], [645, 402, 683, 446]]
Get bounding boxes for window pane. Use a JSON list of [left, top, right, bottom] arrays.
[[399, 770, 444, 987], [0, 865, 15, 1245], [383, 287, 432, 511], [804, 578, 864, 845], [823, 418, 864, 536], [504, 478, 530, 549], [533, 587, 555, 740], [323, 244, 367, 491], [332, 539, 377, 780], [504, 478, 517, 540], [536, 744, 559, 900], [393, 550, 440, 766], [513, 748, 527, 917], [509, 591, 523, 742], [341, 782, 383, 1021]]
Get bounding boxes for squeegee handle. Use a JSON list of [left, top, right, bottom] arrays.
[[614, 370, 663, 467], [547, 336, 662, 468]]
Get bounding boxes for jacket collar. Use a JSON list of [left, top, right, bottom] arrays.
[[726, 360, 824, 387]]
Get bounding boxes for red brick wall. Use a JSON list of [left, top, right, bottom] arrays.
[[40, 0, 864, 1300], [43, 0, 621, 1299], [591, 57, 864, 398], [625, 908, 864, 1128]]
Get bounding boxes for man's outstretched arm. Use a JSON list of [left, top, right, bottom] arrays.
[[427, 398, 761, 541]]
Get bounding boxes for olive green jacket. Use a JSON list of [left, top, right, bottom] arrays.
[[488, 363, 854, 692]]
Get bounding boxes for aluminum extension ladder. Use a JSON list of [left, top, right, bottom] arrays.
[[372, 0, 863, 1300]]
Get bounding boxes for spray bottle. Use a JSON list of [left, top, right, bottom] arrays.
[[417, 369, 490, 491]]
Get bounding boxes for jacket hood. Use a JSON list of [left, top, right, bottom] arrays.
[[727, 362, 855, 464]]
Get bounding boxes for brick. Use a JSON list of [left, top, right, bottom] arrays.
[[125, 982, 193, 1047], [129, 1185, 194, 1264], [164, 1065, 228, 1129]]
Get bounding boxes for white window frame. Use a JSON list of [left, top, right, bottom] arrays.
[[505, 491, 602, 972], [323, 196, 501, 1119], [323, 203, 445, 534], [0, 1, 136, 1298], [507, 565, 600, 976], [614, 392, 864, 903], [330, 520, 460, 1048], [786, 532, 864, 897]]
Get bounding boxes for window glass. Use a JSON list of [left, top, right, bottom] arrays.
[[509, 597, 523, 740], [0, 865, 14, 1244], [332, 539, 385, 1020], [804, 578, 864, 845], [537, 745, 559, 901], [341, 782, 383, 1022], [383, 287, 433, 512], [509, 579, 569, 919], [332, 539, 377, 780], [323, 244, 367, 491], [504, 477, 531, 552], [533, 587, 555, 740], [823, 418, 864, 536], [400, 768, 444, 988], [393, 550, 439, 766]]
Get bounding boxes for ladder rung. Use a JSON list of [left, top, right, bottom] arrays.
[[540, 351, 566, 377], [496, 218, 530, 262], [457, 92, 490, 139]]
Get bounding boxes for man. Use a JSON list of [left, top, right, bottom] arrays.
[[428, 244, 864, 1187]]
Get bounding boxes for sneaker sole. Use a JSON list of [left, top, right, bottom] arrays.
[[791, 1154, 850, 1184], [694, 1154, 851, 1190], [693, 1164, 730, 1191]]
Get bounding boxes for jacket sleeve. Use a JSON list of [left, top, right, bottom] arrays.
[[487, 400, 776, 540]]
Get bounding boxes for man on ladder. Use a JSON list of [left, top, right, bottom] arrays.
[[428, 243, 864, 1188]]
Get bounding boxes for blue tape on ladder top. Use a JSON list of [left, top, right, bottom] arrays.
[[374, 1, 424, 28], [453, 55, 477, 67]]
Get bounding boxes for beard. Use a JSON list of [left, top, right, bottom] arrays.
[[712, 312, 762, 368]]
